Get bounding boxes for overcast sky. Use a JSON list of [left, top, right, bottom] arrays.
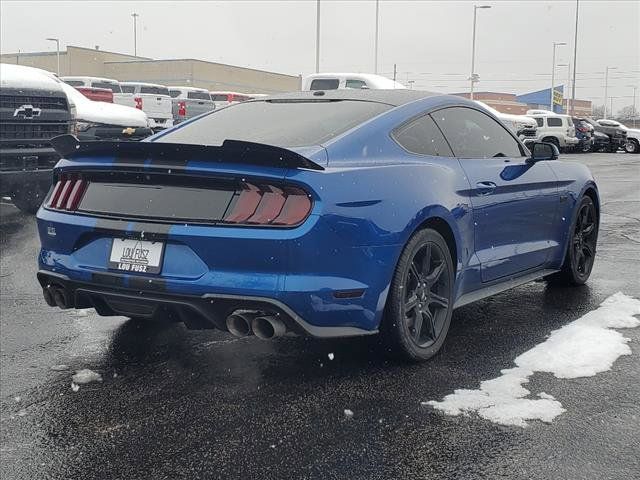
[[1, 1, 638, 112]]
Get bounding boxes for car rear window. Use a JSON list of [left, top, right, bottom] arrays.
[[121, 85, 136, 94], [187, 91, 211, 100], [169, 90, 181, 98], [310, 79, 340, 90], [155, 99, 391, 147], [92, 81, 122, 93], [211, 94, 229, 101], [64, 80, 84, 87], [140, 86, 170, 96]]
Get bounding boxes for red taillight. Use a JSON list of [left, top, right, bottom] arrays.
[[223, 183, 311, 226], [178, 101, 186, 117], [47, 175, 88, 211], [227, 93, 235, 103], [134, 97, 143, 109]]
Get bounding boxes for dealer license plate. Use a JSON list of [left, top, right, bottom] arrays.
[[109, 238, 164, 274]]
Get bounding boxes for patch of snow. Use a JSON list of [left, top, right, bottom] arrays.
[[72, 369, 103, 384], [68, 309, 92, 318], [14, 396, 21, 402], [344, 409, 354, 418], [328, 353, 335, 360], [71, 383, 80, 392], [17, 409, 28, 417], [427, 292, 640, 427]]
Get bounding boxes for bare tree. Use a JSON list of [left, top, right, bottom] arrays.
[[591, 104, 605, 119], [617, 105, 638, 120]]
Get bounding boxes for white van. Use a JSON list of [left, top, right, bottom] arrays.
[[120, 82, 174, 130], [302, 73, 405, 91]]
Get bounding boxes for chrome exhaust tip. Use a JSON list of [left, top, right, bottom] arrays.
[[226, 311, 258, 337], [251, 315, 286, 340]]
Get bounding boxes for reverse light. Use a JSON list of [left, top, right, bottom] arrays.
[[223, 183, 312, 226]]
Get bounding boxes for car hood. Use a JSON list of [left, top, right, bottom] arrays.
[[0, 63, 65, 92], [59, 81, 148, 127]]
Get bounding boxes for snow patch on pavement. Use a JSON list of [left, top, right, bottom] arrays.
[[427, 292, 640, 427], [71, 369, 103, 384]]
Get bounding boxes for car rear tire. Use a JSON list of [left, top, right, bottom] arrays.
[[381, 228, 454, 362], [548, 196, 598, 286], [624, 139, 639, 154]]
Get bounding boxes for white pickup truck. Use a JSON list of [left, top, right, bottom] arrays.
[[120, 82, 174, 131]]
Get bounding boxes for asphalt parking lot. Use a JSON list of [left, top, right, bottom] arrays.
[[1, 152, 639, 480]]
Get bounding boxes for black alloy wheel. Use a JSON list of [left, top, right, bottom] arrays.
[[382, 228, 454, 361], [549, 196, 598, 286]]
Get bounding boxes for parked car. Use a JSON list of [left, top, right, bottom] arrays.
[[0, 64, 74, 213], [61, 76, 131, 105], [209, 91, 254, 109], [475, 101, 537, 140], [571, 117, 594, 153], [37, 90, 599, 362], [526, 110, 579, 151], [168, 86, 215, 124], [302, 73, 405, 90], [120, 82, 173, 130], [55, 78, 152, 142], [596, 119, 639, 154], [581, 118, 627, 152]]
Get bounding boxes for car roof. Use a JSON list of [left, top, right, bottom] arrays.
[[120, 81, 166, 88], [62, 76, 119, 83], [258, 89, 440, 107], [167, 86, 209, 92]]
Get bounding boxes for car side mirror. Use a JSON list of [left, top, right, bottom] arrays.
[[528, 141, 559, 162]]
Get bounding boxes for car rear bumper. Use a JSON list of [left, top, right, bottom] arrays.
[[36, 208, 400, 335], [36, 270, 375, 337]]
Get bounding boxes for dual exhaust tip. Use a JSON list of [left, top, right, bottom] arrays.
[[43, 285, 70, 309], [226, 310, 286, 339]]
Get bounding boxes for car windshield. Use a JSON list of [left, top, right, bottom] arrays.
[[155, 99, 391, 147]]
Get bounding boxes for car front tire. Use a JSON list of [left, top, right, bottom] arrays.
[[381, 228, 455, 362], [624, 139, 639, 154]]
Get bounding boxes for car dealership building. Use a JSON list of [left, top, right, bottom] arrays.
[[0, 45, 301, 94]]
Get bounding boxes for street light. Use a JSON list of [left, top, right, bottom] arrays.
[[557, 63, 570, 113], [45, 38, 60, 76], [549, 42, 566, 111], [131, 12, 139, 57], [604, 66, 617, 119], [469, 5, 491, 100]]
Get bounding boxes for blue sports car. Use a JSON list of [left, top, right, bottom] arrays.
[[36, 90, 599, 361]]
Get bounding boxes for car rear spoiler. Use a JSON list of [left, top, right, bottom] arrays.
[[50, 134, 325, 171]]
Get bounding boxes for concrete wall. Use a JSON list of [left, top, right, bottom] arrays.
[[104, 59, 300, 93]]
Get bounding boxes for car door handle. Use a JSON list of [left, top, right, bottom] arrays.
[[476, 181, 497, 195]]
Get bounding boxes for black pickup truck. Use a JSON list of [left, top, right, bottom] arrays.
[[1, 65, 73, 213]]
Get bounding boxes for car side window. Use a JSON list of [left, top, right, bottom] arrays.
[[392, 114, 454, 157], [309, 79, 340, 90], [534, 117, 544, 128], [121, 85, 135, 94], [169, 90, 181, 98], [432, 107, 524, 158], [547, 117, 563, 127], [345, 79, 367, 89]]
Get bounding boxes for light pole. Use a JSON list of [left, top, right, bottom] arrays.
[[469, 5, 491, 100], [604, 66, 617, 119], [374, 0, 379, 73], [46, 38, 60, 76], [557, 63, 570, 113], [570, 0, 579, 116], [131, 12, 139, 57], [550, 42, 566, 111], [315, 0, 320, 73]]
